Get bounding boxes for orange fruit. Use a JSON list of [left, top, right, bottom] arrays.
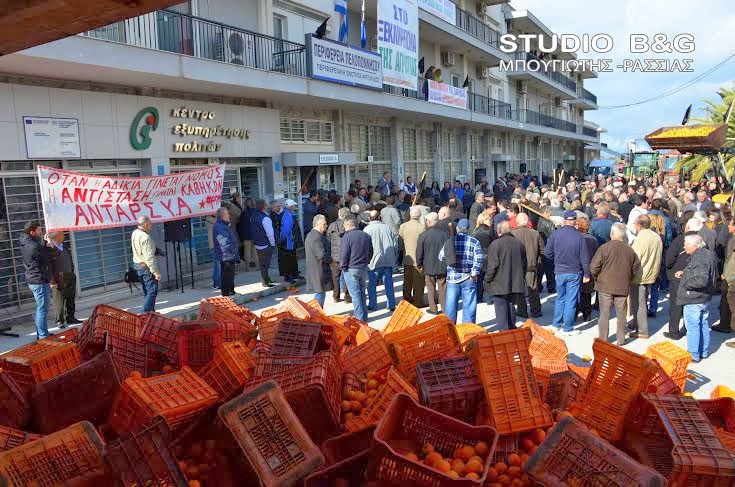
[[189, 481, 201, 487], [424, 451, 442, 467], [521, 438, 536, 452], [520, 453, 529, 466], [521, 474, 531, 486], [341, 400, 352, 412], [486, 466, 499, 482], [450, 459, 466, 475], [354, 392, 367, 403], [528, 445, 538, 456], [350, 401, 362, 412], [466, 473, 480, 480], [498, 474, 511, 486], [458, 445, 476, 461], [487, 484, 502, 487], [508, 453, 521, 467], [343, 412, 354, 421], [474, 441, 489, 457], [435, 459, 451, 473], [367, 379, 379, 389], [507, 466, 522, 478], [533, 428, 547, 444], [468, 455, 483, 465], [405, 452, 419, 461], [367, 389, 378, 398], [130, 371, 142, 379], [466, 459, 484, 474], [494, 462, 508, 474], [345, 390, 356, 401], [422, 443, 435, 455], [446, 470, 460, 479], [511, 479, 523, 487]]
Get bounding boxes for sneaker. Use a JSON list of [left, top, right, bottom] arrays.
[[212, 285, 220, 290]]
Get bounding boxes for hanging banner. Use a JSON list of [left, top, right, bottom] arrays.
[[427, 80, 468, 109], [377, 0, 419, 90], [306, 35, 383, 90], [417, 0, 456, 25], [37, 165, 226, 232]]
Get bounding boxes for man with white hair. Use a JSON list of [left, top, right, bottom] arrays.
[[682, 192, 697, 213], [327, 207, 352, 303], [469, 192, 486, 230], [695, 190, 713, 212], [694, 211, 717, 251], [487, 220, 528, 328], [213, 207, 241, 297], [676, 234, 717, 362], [304, 214, 332, 309], [131, 215, 160, 312], [628, 215, 662, 339], [686, 216, 716, 251], [399, 206, 427, 307], [626, 194, 649, 242], [417, 212, 449, 314], [590, 223, 639, 346]]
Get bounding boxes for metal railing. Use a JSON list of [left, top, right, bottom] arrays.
[[468, 92, 512, 119], [454, 6, 500, 48], [582, 126, 598, 138], [581, 87, 597, 104], [513, 109, 577, 133], [512, 52, 577, 93], [84, 9, 307, 76]]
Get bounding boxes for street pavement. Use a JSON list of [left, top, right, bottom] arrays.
[[1, 268, 733, 399]]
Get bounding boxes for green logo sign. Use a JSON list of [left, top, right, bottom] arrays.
[[130, 107, 159, 150]]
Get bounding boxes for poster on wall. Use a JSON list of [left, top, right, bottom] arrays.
[[37, 165, 226, 232], [417, 0, 456, 24], [23, 116, 81, 159], [427, 80, 468, 109], [377, 0, 419, 91]]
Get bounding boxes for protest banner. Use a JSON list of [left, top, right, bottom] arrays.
[[417, 0, 456, 24], [428, 80, 468, 109], [377, 0, 419, 90], [37, 165, 226, 232]]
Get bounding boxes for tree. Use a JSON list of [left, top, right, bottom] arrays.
[[676, 84, 735, 183]]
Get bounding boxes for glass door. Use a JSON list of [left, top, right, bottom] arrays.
[[318, 166, 337, 191]]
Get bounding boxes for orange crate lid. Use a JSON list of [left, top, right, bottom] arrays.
[[218, 380, 324, 487], [0, 425, 41, 452], [382, 301, 423, 336]]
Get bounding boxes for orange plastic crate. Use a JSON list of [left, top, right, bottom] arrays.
[[340, 332, 393, 377], [523, 319, 568, 361], [385, 314, 460, 384], [320, 425, 376, 465], [218, 380, 325, 486], [568, 362, 591, 380], [416, 355, 483, 424], [698, 397, 735, 453], [0, 341, 81, 397], [354, 323, 377, 346], [568, 339, 657, 442], [646, 358, 681, 395], [0, 426, 41, 452], [382, 300, 424, 336], [625, 393, 735, 485], [74, 316, 105, 360], [368, 393, 499, 486], [198, 341, 256, 402], [304, 450, 369, 487], [281, 296, 321, 320], [544, 369, 584, 411], [466, 328, 553, 435], [526, 416, 666, 487], [198, 297, 257, 340], [93, 304, 142, 340], [455, 323, 487, 345], [345, 366, 417, 432], [139, 312, 182, 361], [533, 366, 551, 399], [257, 311, 296, 344], [0, 421, 106, 486], [175, 321, 223, 370], [109, 366, 218, 435], [40, 328, 78, 344], [531, 356, 568, 374], [712, 385, 735, 399], [0, 370, 29, 429], [645, 341, 692, 392]]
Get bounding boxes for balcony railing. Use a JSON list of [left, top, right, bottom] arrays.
[[581, 87, 597, 104], [84, 9, 307, 76], [513, 52, 577, 93], [513, 109, 577, 133], [582, 126, 598, 138], [468, 92, 512, 119], [454, 6, 500, 48]]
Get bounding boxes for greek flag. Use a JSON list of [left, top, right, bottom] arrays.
[[360, 0, 366, 48], [335, 0, 348, 43]]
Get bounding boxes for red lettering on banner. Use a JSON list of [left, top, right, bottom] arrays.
[[116, 205, 130, 222], [88, 205, 103, 224], [176, 197, 192, 216], [161, 199, 175, 217], [74, 205, 89, 226], [102, 205, 114, 221], [143, 202, 161, 219], [61, 188, 72, 204], [74, 188, 88, 203], [129, 203, 141, 220], [47, 172, 60, 185]]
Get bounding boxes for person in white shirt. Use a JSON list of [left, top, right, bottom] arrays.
[[402, 176, 418, 195], [626, 194, 649, 243], [131, 216, 160, 312]]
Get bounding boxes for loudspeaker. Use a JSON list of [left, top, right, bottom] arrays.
[[164, 218, 192, 242]]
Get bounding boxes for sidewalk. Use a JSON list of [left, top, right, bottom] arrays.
[[0, 261, 304, 352]]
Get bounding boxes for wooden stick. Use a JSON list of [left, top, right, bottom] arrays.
[[519, 203, 550, 220], [299, 168, 317, 195], [412, 171, 427, 206]]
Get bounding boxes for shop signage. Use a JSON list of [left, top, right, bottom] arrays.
[[427, 80, 468, 109], [23, 116, 81, 159], [417, 0, 456, 24], [319, 154, 340, 164], [130, 107, 159, 150], [378, 0, 419, 90], [306, 35, 383, 90], [37, 164, 226, 231]]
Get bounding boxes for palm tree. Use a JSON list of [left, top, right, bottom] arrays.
[[676, 85, 735, 183]]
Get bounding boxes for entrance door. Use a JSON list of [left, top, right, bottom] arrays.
[[240, 167, 262, 201], [318, 166, 337, 191]]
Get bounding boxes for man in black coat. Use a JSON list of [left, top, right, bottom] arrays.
[[472, 211, 495, 303], [19, 221, 54, 339], [305, 214, 333, 310], [416, 212, 448, 315], [485, 221, 527, 329], [50, 232, 81, 328]]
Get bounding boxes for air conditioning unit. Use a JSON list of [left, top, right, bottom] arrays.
[[441, 51, 456, 67], [516, 80, 528, 94], [476, 2, 489, 16], [476, 65, 491, 79], [554, 97, 561, 107]]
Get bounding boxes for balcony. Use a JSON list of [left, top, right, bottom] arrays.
[[513, 109, 577, 133], [581, 88, 597, 104], [506, 52, 577, 98], [84, 9, 307, 76], [454, 6, 500, 48], [468, 93, 512, 119], [582, 126, 598, 138], [571, 86, 598, 110]]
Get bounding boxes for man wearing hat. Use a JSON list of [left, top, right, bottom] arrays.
[[440, 218, 484, 324], [543, 210, 592, 336]]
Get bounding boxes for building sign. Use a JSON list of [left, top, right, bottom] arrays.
[[23, 116, 81, 159], [378, 0, 419, 90], [306, 35, 383, 90], [319, 154, 340, 164], [129, 106, 251, 153], [417, 0, 456, 24], [427, 80, 468, 109], [38, 165, 226, 231]]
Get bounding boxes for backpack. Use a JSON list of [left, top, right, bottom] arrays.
[[124, 267, 140, 292]]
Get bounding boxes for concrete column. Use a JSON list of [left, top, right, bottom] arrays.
[[460, 128, 472, 184], [390, 117, 405, 184], [433, 122, 444, 184], [481, 129, 492, 183]]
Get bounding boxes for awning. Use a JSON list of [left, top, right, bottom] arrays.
[[585, 143, 622, 159]]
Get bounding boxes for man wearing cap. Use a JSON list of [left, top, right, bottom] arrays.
[[440, 218, 484, 324], [543, 210, 592, 336]]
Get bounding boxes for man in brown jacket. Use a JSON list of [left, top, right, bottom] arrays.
[[511, 213, 544, 318], [629, 215, 663, 339], [398, 206, 427, 307], [590, 222, 640, 345]]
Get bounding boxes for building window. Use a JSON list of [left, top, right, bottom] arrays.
[[280, 118, 333, 144], [348, 124, 392, 183], [403, 129, 434, 184], [451, 74, 460, 88], [273, 15, 286, 39]]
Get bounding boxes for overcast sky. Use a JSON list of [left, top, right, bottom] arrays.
[[513, 0, 735, 153]]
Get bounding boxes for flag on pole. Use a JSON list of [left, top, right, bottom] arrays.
[[335, 0, 348, 43], [360, 0, 367, 49]]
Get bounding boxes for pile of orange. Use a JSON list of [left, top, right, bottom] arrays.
[[174, 439, 222, 486], [399, 441, 491, 480], [341, 371, 388, 423]]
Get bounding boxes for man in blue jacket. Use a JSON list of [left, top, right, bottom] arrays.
[[590, 202, 614, 246], [213, 207, 241, 297], [543, 211, 592, 336]]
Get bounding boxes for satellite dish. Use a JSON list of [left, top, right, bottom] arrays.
[[228, 33, 244, 56]]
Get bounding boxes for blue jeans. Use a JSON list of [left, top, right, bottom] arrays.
[[684, 303, 710, 360], [313, 292, 326, 309], [212, 251, 222, 288], [445, 278, 478, 324], [344, 268, 368, 322], [135, 264, 159, 313], [553, 273, 582, 332], [29, 283, 51, 338], [368, 267, 396, 311]]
